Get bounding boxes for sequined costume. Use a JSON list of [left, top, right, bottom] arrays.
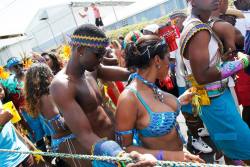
[[116, 73, 186, 146]]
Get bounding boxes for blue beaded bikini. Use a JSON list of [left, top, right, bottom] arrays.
[[116, 73, 186, 146]]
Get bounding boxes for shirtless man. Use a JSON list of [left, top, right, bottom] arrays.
[[181, 0, 250, 164], [211, 0, 244, 58], [50, 24, 156, 166]]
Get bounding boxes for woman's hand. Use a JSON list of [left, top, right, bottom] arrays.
[[183, 151, 205, 163], [123, 151, 157, 167], [178, 89, 194, 106], [164, 150, 204, 163]]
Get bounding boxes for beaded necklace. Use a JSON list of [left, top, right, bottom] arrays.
[[129, 73, 164, 103]]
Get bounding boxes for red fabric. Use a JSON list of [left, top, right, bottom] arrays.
[[107, 82, 124, 105], [107, 87, 117, 105], [158, 25, 178, 52], [10, 93, 25, 111], [115, 81, 124, 93], [159, 76, 174, 90], [235, 70, 250, 106]]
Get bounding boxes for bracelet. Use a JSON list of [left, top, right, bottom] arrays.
[[156, 150, 164, 160], [241, 56, 249, 68]]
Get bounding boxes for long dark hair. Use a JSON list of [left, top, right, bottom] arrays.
[[41, 52, 62, 75], [24, 63, 54, 117]]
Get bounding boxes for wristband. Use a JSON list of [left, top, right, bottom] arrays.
[[156, 150, 164, 160], [219, 60, 244, 79], [241, 56, 249, 68], [92, 139, 123, 157]]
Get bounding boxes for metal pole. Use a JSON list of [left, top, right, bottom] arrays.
[[112, 6, 118, 22], [69, 2, 78, 27], [111, 0, 118, 22], [46, 20, 58, 46]]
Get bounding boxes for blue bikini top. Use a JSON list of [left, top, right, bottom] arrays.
[[115, 73, 186, 145], [129, 87, 181, 137]]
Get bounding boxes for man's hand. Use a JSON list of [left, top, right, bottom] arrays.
[[221, 48, 237, 61], [178, 89, 194, 106], [125, 151, 157, 167]]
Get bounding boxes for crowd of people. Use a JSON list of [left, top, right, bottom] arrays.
[[1, 0, 250, 166]]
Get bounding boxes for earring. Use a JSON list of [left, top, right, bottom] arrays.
[[157, 65, 161, 69]]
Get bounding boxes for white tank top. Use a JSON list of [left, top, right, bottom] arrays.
[[183, 31, 220, 75]]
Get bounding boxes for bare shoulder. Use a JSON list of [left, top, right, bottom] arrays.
[[50, 73, 74, 101], [184, 30, 210, 58], [116, 87, 138, 122], [213, 21, 235, 36], [117, 88, 137, 105], [190, 30, 210, 42], [117, 87, 139, 115]]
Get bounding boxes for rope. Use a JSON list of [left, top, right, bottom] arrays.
[[0, 149, 237, 167]]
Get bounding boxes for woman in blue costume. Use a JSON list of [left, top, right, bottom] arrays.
[[115, 35, 204, 163], [24, 63, 85, 167]]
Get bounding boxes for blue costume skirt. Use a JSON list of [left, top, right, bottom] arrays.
[[51, 134, 76, 152], [200, 88, 250, 160]]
